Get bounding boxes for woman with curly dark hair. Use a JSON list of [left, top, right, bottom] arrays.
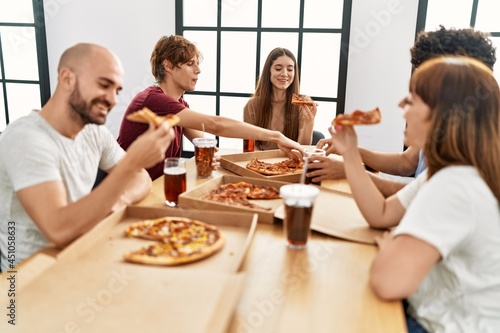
[[313, 26, 496, 197]]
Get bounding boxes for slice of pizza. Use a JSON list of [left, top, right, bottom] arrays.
[[291, 93, 315, 106], [331, 107, 381, 126], [126, 107, 180, 126], [246, 157, 303, 176]]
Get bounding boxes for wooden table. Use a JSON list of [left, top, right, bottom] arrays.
[[1, 155, 406, 333], [136, 158, 406, 333]]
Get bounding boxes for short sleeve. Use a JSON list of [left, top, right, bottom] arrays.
[[396, 170, 428, 209], [2, 127, 61, 191], [394, 169, 475, 258], [97, 127, 125, 171]]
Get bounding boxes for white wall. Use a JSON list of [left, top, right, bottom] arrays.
[[44, 0, 175, 137], [44, 0, 418, 153], [346, 0, 418, 152]]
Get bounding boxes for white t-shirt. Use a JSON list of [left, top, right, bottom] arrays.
[[0, 111, 124, 271], [395, 166, 500, 333]]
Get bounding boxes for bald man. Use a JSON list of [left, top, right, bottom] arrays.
[[0, 43, 175, 271]]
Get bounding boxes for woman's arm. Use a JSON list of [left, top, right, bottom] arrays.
[[370, 232, 441, 300], [359, 145, 421, 176], [329, 126, 406, 228]]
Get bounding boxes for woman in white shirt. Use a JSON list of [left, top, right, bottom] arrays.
[[329, 56, 500, 333]]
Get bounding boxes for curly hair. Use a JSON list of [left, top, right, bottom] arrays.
[[410, 26, 496, 70], [150, 35, 203, 83]]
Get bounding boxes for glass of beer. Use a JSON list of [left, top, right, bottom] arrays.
[[193, 138, 217, 178], [280, 184, 320, 249], [163, 157, 187, 207], [303, 148, 326, 185], [243, 139, 255, 152]]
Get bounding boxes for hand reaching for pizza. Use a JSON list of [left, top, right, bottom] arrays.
[[275, 133, 304, 160], [316, 138, 338, 156]]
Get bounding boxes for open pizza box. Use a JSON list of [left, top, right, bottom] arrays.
[[274, 186, 385, 245], [219, 149, 303, 183], [4, 206, 256, 333], [179, 174, 290, 224]]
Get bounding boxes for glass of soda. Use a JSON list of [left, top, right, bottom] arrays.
[[193, 138, 217, 178], [279, 184, 320, 249], [163, 157, 187, 207]]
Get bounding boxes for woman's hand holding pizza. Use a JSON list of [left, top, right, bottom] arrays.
[[328, 124, 358, 156], [299, 100, 317, 121]]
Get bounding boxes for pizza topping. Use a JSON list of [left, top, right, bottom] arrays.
[[123, 217, 224, 266], [126, 107, 180, 127], [202, 181, 280, 211], [246, 157, 303, 176], [291, 93, 315, 106], [331, 107, 381, 126]]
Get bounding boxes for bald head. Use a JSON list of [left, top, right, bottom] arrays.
[[58, 43, 123, 74]]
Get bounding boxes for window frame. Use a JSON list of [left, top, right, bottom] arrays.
[[0, 0, 50, 127], [175, 0, 353, 154]]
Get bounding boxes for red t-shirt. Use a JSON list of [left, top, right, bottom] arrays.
[[118, 86, 188, 180]]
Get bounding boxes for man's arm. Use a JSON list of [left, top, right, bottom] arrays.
[[307, 156, 408, 197], [16, 122, 173, 248], [359, 145, 420, 176], [177, 108, 304, 156], [317, 139, 421, 177], [106, 167, 152, 211]]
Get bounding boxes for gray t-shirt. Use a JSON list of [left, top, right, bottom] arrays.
[[0, 110, 124, 271]]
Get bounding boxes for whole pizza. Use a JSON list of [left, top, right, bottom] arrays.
[[123, 216, 224, 266]]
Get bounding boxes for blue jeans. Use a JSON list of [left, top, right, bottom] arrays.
[[404, 300, 428, 333]]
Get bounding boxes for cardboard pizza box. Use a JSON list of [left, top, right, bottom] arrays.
[[14, 262, 245, 333], [4, 206, 256, 333], [274, 186, 385, 245], [178, 175, 289, 224], [219, 149, 303, 183], [55, 205, 257, 274]]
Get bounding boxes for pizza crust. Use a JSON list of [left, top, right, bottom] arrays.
[[291, 93, 315, 106], [123, 216, 225, 266], [331, 107, 381, 126], [123, 233, 225, 266], [126, 107, 180, 126], [246, 158, 303, 176]]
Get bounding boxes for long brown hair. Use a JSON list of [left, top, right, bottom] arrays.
[[252, 48, 301, 146], [410, 56, 500, 201], [150, 35, 203, 84]]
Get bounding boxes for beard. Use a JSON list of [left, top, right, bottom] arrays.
[[69, 81, 111, 125]]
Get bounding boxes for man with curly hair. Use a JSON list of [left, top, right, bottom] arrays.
[[311, 26, 496, 197]]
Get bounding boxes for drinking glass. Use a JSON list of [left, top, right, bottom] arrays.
[[163, 158, 187, 207]]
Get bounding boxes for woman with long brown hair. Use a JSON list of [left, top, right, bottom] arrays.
[[244, 47, 317, 150], [329, 56, 500, 332]]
